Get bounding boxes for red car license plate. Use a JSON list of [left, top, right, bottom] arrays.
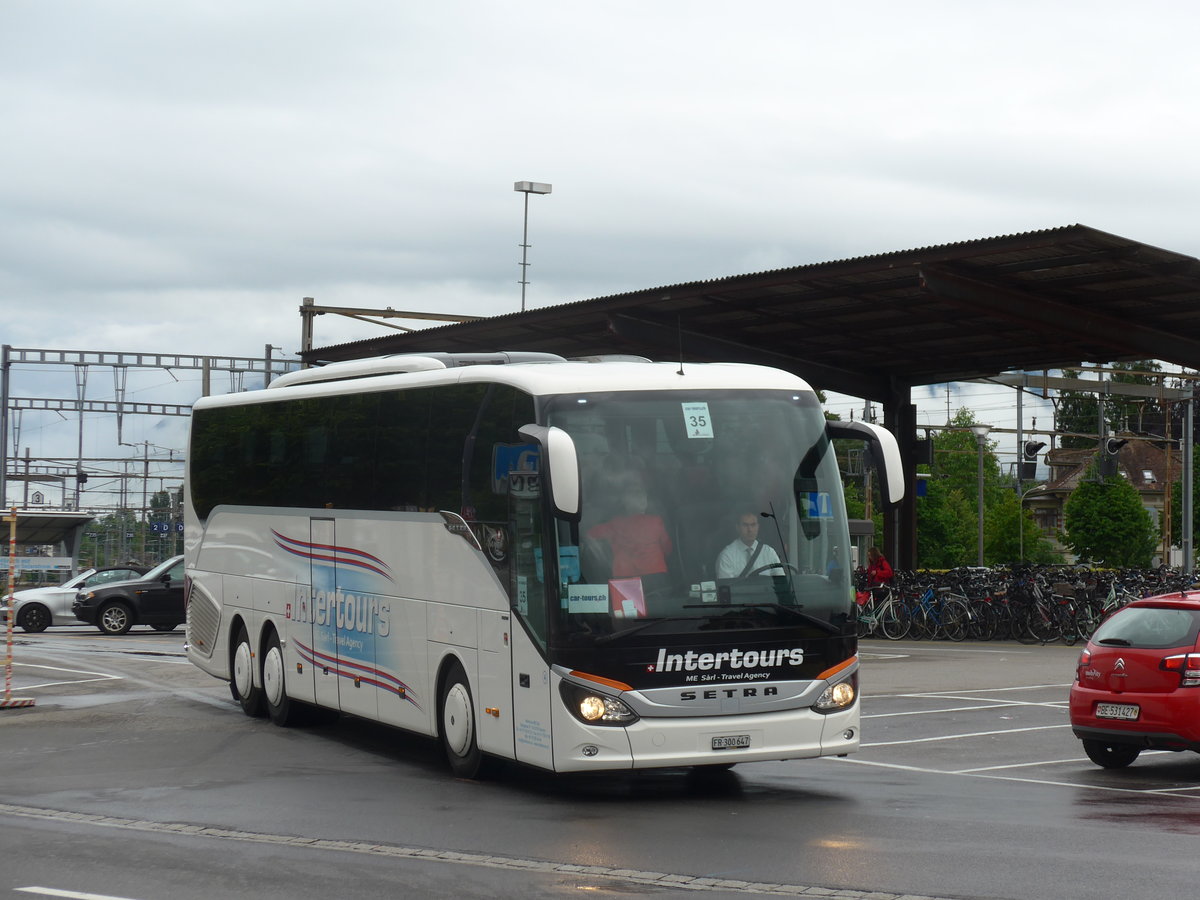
[[1095, 702, 1139, 721]]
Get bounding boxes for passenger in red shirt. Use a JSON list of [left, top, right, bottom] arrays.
[[586, 486, 673, 577], [866, 546, 894, 587]]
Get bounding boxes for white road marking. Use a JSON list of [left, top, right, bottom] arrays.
[[834, 756, 1200, 797], [16, 888, 142, 900], [852, 682, 1200, 798], [954, 756, 1119, 773], [864, 701, 1029, 718], [11, 662, 121, 690], [863, 723, 1068, 747], [902, 682, 1074, 694]]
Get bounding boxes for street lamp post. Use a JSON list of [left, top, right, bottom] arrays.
[[514, 181, 552, 312], [1017, 483, 1042, 564], [970, 424, 992, 566]]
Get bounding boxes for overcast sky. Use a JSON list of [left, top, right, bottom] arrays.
[[3, 1, 1198, 490]]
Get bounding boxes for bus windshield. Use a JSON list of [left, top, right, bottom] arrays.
[[542, 389, 852, 648]]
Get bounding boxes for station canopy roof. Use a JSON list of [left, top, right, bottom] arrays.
[[3, 510, 94, 545], [304, 224, 1200, 402]]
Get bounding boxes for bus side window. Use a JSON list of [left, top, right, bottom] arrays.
[[375, 390, 431, 510]]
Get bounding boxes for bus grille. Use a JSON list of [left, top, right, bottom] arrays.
[[187, 589, 220, 659]]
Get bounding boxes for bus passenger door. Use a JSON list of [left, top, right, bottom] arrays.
[[311, 518, 340, 710]]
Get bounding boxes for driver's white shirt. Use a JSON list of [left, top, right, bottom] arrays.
[[716, 539, 782, 579]]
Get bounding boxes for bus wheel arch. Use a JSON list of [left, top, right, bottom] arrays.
[[437, 656, 489, 779], [229, 618, 265, 717]]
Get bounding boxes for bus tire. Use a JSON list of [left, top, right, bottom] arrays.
[[439, 660, 487, 779], [262, 630, 299, 726], [231, 623, 265, 718]]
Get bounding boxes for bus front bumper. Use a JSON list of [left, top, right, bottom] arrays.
[[553, 703, 860, 773]]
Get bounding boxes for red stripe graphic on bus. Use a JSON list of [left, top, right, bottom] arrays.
[[272, 530, 393, 581], [294, 638, 421, 710]]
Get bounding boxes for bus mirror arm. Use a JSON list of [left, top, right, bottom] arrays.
[[825, 420, 906, 506], [518, 424, 582, 520]]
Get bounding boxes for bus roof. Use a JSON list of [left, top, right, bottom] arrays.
[[193, 356, 816, 410]]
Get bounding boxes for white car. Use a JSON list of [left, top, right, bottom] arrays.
[[1, 565, 147, 633]]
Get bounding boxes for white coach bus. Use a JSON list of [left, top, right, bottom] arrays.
[[184, 352, 903, 777]]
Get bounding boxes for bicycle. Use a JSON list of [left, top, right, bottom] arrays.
[[907, 584, 970, 642]]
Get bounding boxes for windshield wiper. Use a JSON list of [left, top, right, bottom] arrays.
[[1097, 637, 1132, 646]]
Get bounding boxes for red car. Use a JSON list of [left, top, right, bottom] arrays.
[[1070, 591, 1200, 768]]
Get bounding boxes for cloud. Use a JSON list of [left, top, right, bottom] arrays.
[[2, 0, 1198, 422]]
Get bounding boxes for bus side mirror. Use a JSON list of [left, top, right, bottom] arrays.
[[826, 420, 905, 506], [518, 424, 581, 520]]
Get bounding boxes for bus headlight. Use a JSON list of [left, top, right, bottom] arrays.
[[813, 676, 857, 713], [559, 683, 639, 726]]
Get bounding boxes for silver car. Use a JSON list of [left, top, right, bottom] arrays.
[[1, 565, 147, 632]]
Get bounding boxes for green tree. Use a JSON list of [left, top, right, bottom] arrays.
[[1063, 466, 1158, 566], [913, 408, 1060, 567], [917, 483, 976, 568], [80, 511, 145, 568], [842, 478, 883, 547], [916, 409, 1002, 567], [986, 490, 1061, 565]]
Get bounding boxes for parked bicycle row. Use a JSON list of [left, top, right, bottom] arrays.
[[853, 565, 1200, 645]]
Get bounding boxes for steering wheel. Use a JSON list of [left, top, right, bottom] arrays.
[[745, 562, 800, 578]]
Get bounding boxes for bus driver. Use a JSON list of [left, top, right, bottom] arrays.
[[716, 511, 783, 579]]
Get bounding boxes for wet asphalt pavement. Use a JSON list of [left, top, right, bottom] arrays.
[[2, 630, 1198, 900]]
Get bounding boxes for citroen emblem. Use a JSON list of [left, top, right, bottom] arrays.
[[1114, 658, 1126, 671]]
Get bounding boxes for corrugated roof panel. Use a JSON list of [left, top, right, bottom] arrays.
[[305, 224, 1200, 400]]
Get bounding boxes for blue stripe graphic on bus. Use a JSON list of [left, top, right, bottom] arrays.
[[272, 530, 394, 581], [294, 637, 421, 710]]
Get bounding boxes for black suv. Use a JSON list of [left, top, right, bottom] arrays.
[[73, 555, 186, 635]]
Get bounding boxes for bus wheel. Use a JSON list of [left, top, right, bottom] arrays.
[[231, 624, 265, 717], [440, 661, 486, 779], [262, 630, 298, 726]]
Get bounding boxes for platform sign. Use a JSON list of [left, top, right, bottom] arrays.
[[805, 491, 834, 520], [0, 556, 72, 572], [493, 444, 539, 493]]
